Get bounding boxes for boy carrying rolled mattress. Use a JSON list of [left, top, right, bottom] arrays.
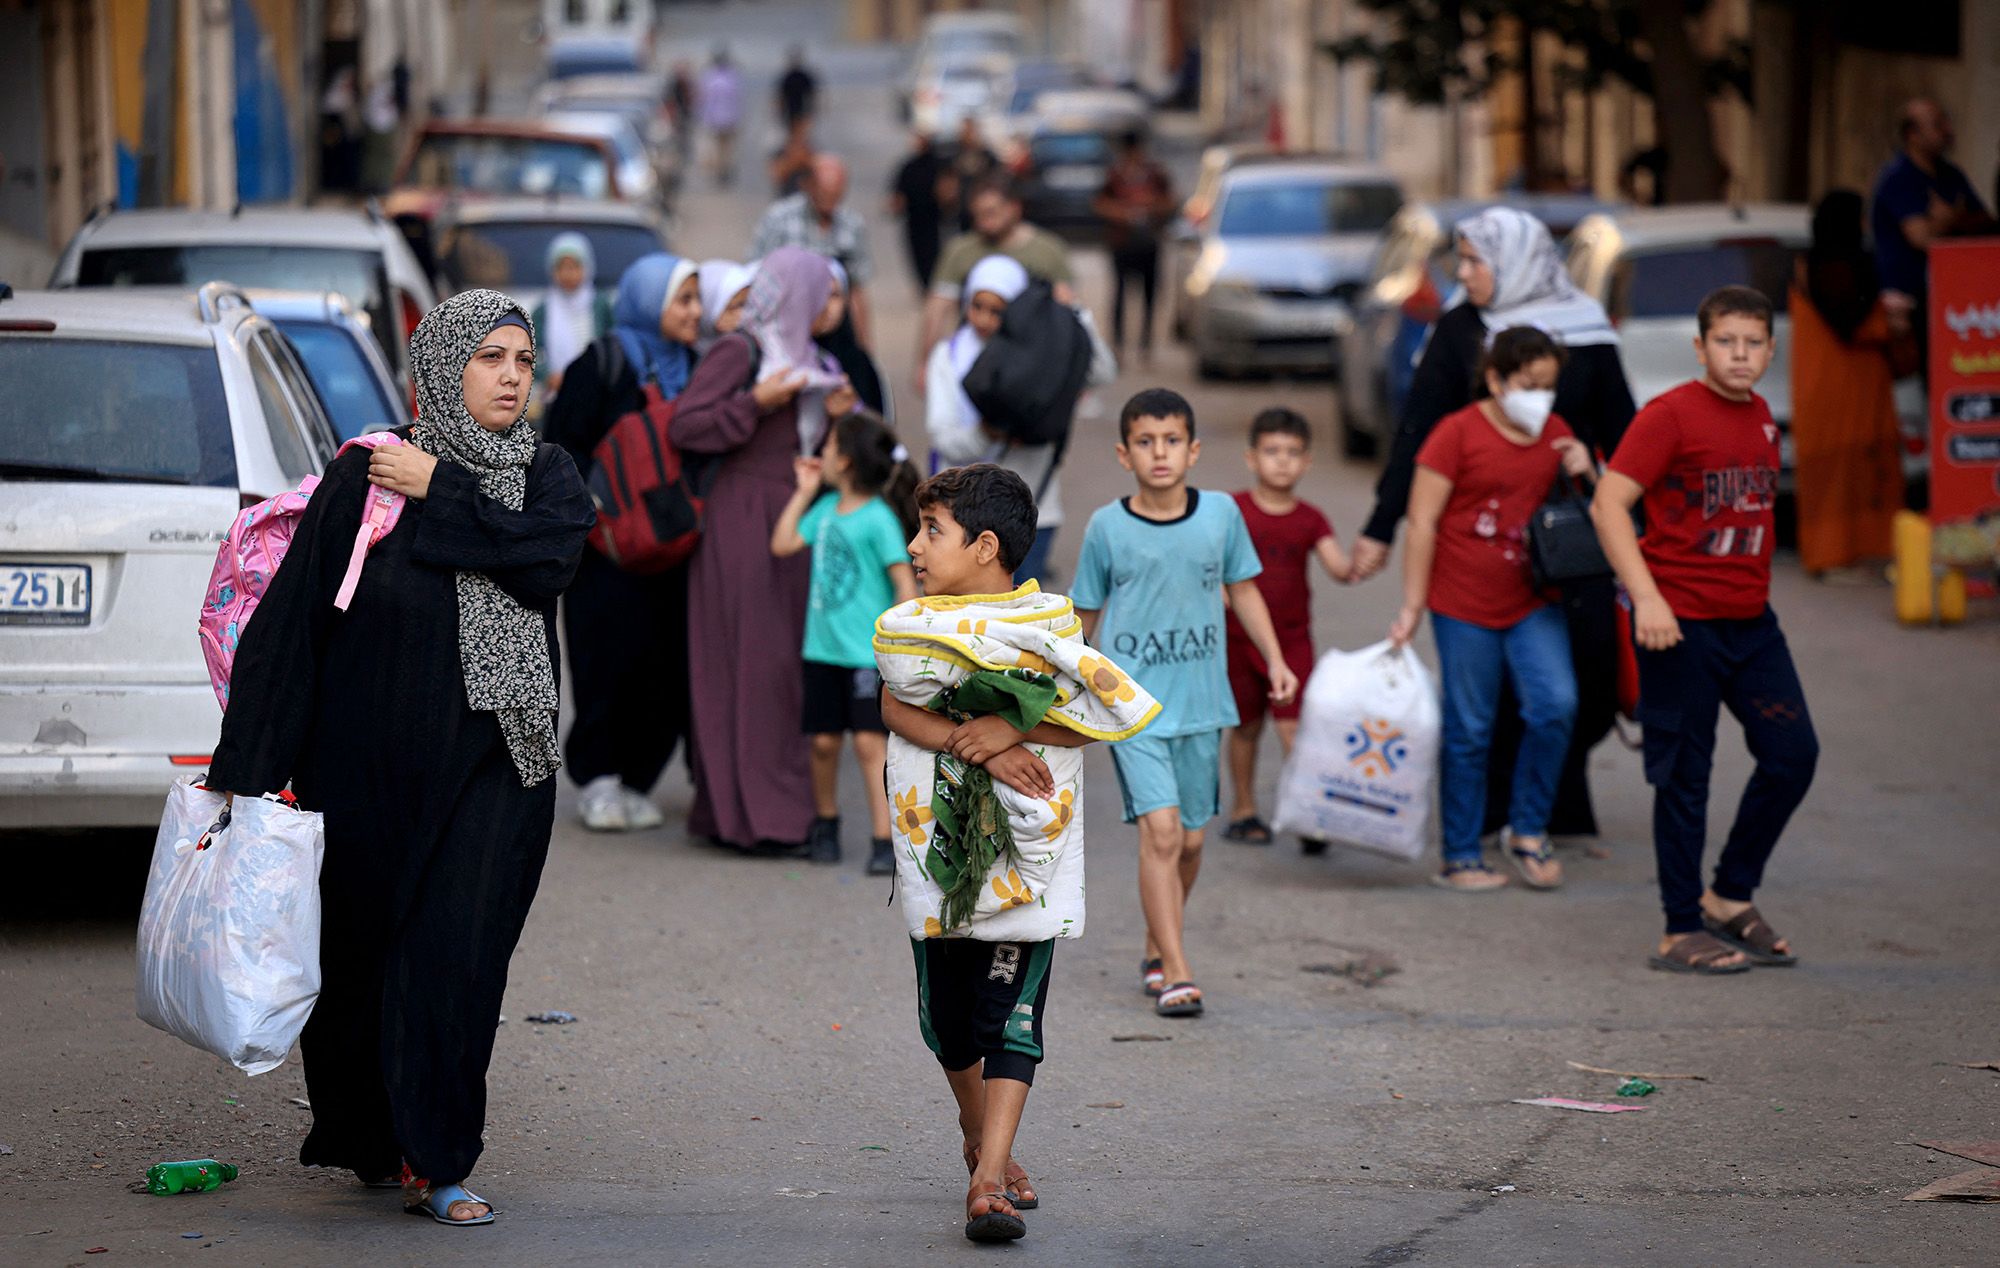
[[874, 463, 1158, 1243]]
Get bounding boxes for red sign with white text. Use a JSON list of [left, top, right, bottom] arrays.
[[1928, 238, 2000, 565]]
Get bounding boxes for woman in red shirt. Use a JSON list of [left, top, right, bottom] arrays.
[[1389, 327, 1594, 891]]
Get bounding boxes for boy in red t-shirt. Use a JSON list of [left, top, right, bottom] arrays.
[[1593, 285, 1819, 975], [1222, 408, 1353, 851]]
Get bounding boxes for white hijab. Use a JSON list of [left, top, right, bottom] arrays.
[[695, 257, 755, 352], [1456, 206, 1618, 348], [946, 255, 1031, 435], [541, 232, 598, 379]]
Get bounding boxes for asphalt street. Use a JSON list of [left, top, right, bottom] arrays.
[[2, 3, 1997, 1265]]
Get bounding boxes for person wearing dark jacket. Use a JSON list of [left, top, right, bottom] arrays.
[[542, 253, 704, 832], [1352, 208, 1636, 842], [209, 289, 594, 1226]]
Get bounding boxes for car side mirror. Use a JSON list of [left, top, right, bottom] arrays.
[[1168, 219, 1198, 244]]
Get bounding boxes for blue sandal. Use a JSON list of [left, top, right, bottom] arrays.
[[404, 1177, 495, 1226]]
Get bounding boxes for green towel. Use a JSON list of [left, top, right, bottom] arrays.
[[925, 669, 1058, 933]]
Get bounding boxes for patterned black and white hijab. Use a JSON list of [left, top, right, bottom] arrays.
[[407, 288, 560, 787]]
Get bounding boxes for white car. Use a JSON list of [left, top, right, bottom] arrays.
[[540, 0, 652, 67], [898, 11, 1024, 128], [1563, 205, 1928, 492], [50, 205, 437, 390], [0, 285, 340, 829], [543, 109, 663, 209], [1180, 158, 1404, 378]]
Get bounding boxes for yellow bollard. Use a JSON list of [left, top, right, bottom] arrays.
[[1938, 567, 1967, 625], [1892, 510, 1934, 625]]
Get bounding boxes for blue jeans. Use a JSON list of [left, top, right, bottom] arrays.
[[1432, 607, 1578, 865]]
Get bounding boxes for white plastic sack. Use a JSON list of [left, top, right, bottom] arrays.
[[1272, 641, 1441, 861], [136, 780, 325, 1074]]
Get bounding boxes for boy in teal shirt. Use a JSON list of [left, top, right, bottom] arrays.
[[1072, 388, 1298, 1018]]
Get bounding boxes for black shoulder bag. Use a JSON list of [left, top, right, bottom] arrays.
[[1526, 473, 1613, 588]]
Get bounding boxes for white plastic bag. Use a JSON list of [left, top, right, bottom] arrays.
[[136, 780, 325, 1074], [1272, 641, 1441, 861]]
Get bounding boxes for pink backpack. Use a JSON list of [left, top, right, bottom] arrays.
[[199, 433, 408, 708]]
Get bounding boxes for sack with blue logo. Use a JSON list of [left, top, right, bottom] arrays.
[[1272, 641, 1439, 861]]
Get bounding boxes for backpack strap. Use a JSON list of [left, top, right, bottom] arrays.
[[333, 492, 393, 612]]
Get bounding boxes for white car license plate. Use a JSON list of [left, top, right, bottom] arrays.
[[1044, 165, 1101, 191], [0, 562, 91, 625]]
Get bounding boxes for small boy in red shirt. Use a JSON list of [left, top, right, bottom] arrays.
[[1593, 284, 1818, 975], [1222, 408, 1352, 850]]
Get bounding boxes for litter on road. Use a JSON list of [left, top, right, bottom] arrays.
[[1299, 956, 1400, 986], [1903, 1169, 2000, 1202], [1953, 1061, 2000, 1072], [1913, 1140, 2000, 1167], [775, 1187, 834, 1197], [1616, 1078, 1657, 1097], [525, 1011, 579, 1025], [1110, 1034, 1171, 1042], [1565, 1061, 1707, 1081], [1513, 1097, 1647, 1114], [1085, 1102, 1125, 1109]]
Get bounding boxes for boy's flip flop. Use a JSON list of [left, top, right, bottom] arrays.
[[964, 1190, 1026, 1242], [1140, 957, 1165, 997], [1702, 905, 1797, 965], [1647, 931, 1752, 975], [404, 1181, 495, 1225], [1155, 981, 1204, 1018]]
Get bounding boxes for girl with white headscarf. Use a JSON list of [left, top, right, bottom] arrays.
[[210, 288, 594, 1227], [1355, 204, 1638, 846], [696, 256, 756, 353], [531, 232, 612, 396]]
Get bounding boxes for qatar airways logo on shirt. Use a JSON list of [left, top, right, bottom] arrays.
[[1700, 465, 1777, 520]]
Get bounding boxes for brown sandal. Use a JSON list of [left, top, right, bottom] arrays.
[[964, 1188, 1026, 1242], [962, 1141, 1038, 1209], [1702, 905, 1797, 966], [1648, 931, 1751, 975]]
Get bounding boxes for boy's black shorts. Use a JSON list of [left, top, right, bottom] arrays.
[[800, 661, 886, 735], [912, 937, 1054, 1085]]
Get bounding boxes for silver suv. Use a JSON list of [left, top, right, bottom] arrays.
[[0, 284, 340, 829]]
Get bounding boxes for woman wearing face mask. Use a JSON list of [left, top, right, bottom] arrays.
[[543, 253, 704, 832], [1354, 206, 1635, 848], [531, 232, 613, 398], [676, 246, 857, 853], [1389, 326, 1594, 892], [696, 257, 756, 354], [209, 289, 593, 1226]]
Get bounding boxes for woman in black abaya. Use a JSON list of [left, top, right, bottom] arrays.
[[209, 289, 593, 1226]]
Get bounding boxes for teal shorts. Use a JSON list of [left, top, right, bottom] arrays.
[[1109, 730, 1222, 831]]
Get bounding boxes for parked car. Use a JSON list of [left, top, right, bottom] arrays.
[[1013, 90, 1149, 230], [1180, 158, 1404, 378], [910, 54, 1013, 137], [49, 205, 436, 388], [0, 284, 340, 829], [432, 197, 669, 315], [537, 71, 675, 157], [1166, 142, 1275, 339], [976, 58, 1090, 154], [897, 11, 1025, 125], [387, 120, 623, 220], [544, 35, 647, 81], [248, 290, 407, 441], [543, 109, 664, 209], [1337, 193, 1618, 456], [1564, 204, 1929, 494]]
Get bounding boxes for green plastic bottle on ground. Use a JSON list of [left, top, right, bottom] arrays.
[[145, 1160, 239, 1195]]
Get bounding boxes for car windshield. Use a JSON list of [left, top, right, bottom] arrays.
[[549, 49, 642, 79], [76, 244, 392, 338], [1618, 243, 1797, 319], [274, 320, 399, 441], [406, 134, 613, 199], [1032, 133, 1111, 166], [0, 339, 235, 486], [548, 116, 642, 163], [440, 219, 664, 292], [929, 30, 1017, 60], [1219, 181, 1402, 237]]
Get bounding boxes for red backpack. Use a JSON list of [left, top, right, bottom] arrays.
[[582, 333, 755, 573]]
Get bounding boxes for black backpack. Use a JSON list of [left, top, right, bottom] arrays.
[[961, 282, 1092, 449]]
